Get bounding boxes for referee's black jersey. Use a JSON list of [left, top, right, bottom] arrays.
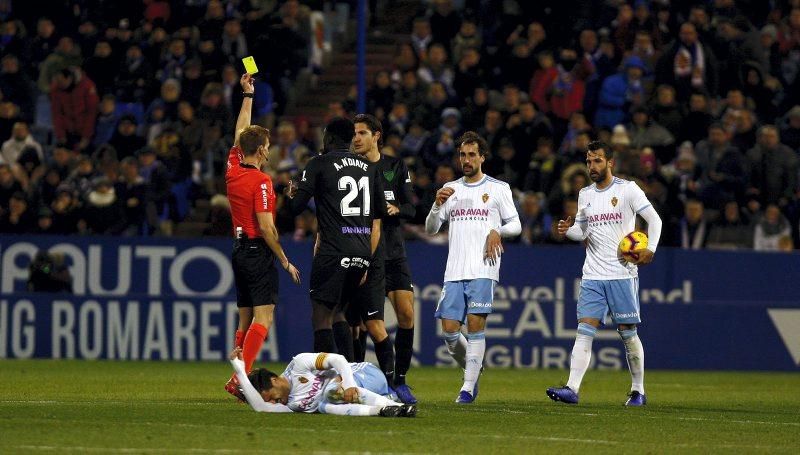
[[293, 150, 384, 257], [376, 154, 415, 261]]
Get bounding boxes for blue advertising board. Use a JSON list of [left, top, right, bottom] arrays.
[[1, 235, 799, 371]]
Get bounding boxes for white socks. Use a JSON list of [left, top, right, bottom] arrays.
[[443, 331, 468, 369], [566, 323, 597, 393], [319, 403, 381, 416], [357, 387, 400, 407], [619, 328, 645, 394], [462, 331, 485, 393]]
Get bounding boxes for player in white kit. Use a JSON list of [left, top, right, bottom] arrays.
[[229, 348, 416, 417], [425, 131, 521, 404], [546, 140, 662, 406]]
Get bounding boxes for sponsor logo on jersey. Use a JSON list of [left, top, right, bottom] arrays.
[[450, 208, 489, 218], [340, 257, 370, 269], [611, 197, 618, 207], [383, 170, 395, 182], [341, 226, 372, 235], [587, 212, 623, 223], [299, 377, 308, 384], [384, 190, 395, 201]]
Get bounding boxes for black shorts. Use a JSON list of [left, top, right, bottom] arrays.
[[232, 239, 278, 308], [310, 255, 371, 310], [385, 257, 413, 293], [345, 257, 386, 324]]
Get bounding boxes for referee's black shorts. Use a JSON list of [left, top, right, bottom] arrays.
[[232, 239, 278, 308], [310, 254, 370, 310], [345, 257, 386, 324], [385, 257, 413, 293]]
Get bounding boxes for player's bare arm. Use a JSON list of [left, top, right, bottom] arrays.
[[233, 73, 255, 146], [256, 211, 301, 284], [484, 229, 504, 265], [386, 203, 400, 216]]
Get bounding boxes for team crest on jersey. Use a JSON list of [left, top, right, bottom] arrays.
[[482, 193, 489, 203], [611, 197, 618, 207], [299, 377, 308, 384], [383, 170, 395, 182]]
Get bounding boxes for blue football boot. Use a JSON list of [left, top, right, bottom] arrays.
[[546, 386, 579, 404], [455, 390, 475, 404], [624, 391, 647, 406], [394, 384, 418, 404]]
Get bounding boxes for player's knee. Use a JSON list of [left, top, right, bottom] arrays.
[[617, 326, 638, 340]]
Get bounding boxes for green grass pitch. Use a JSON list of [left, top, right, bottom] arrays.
[[1, 360, 798, 454]]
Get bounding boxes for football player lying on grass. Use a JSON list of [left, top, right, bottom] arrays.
[[229, 347, 416, 417]]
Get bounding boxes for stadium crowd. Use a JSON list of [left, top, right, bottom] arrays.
[[0, 0, 799, 252]]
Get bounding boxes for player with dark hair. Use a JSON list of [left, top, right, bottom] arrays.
[[350, 113, 418, 404], [229, 347, 415, 417], [425, 131, 521, 403], [547, 140, 662, 406], [287, 116, 384, 357], [224, 73, 300, 400]]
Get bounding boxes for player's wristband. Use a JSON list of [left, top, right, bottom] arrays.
[[242, 92, 254, 98]]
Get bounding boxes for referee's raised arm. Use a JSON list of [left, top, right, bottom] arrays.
[[234, 73, 255, 146]]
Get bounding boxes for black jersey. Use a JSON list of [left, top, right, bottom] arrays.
[[292, 150, 384, 257], [375, 154, 415, 260]]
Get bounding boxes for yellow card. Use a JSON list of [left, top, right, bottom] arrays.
[[242, 56, 259, 75]]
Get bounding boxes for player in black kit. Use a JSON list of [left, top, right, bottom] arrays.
[[288, 117, 384, 355], [351, 114, 418, 404]]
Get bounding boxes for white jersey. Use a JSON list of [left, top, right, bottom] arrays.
[[435, 175, 519, 282], [281, 353, 341, 413], [575, 177, 653, 280]]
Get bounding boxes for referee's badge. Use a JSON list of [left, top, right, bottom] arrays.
[[482, 193, 489, 203], [611, 197, 618, 207]]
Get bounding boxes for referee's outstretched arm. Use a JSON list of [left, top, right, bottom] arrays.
[[233, 73, 255, 146]]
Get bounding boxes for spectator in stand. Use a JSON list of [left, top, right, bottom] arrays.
[[50, 67, 99, 153], [38, 36, 83, 94], [715, 16, 769, 94], [477, 108, 508, 157], [655, 22, 719, 100], [746, 125, 798, 208], [410, 17, 433, 61], [508, 101, 552, 166], [221, 18, 249, 64], [115, 156, 147, 236], [461, 86, 489, 132], [115, 44, 153, 103], [0, 191, 34, 233], [0, 162, 22, 210], [650, 84, 684, 145], [29, 18, 59, 78], [82, 177, 127, 235], [595, 55, 647, 129], [417, 43, 454, 95], [83, 41, 117, 98], [451, 17, 481, 64], [522, 137, 564, 195], [679, 91, 713, 144], [429, 0, 461, 48], [673, 198, 708, 249], [266, 121, 310, 177], [2, 122, 42, 168], [395, 70, 426, 114], [530, 47, 585, 139], [107, 114, 147, 161], [754, 204, 792, 251], [707, 200, 753, 249], [367, 70, 395, 117], [694, 122, 747, 207], [413, 81, 451, 130], [518, 191, 551, 245], [0, 55, 36, 122], [452, 47, 485, 102], [627, 106, 675, 163], [421, 108, 461, 169], [503, 39, 536, 92], [137, 146, 172, 235], [780, 106, 800, 151]]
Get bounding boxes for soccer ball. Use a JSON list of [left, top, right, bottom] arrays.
[[619, 231, 648, 262]]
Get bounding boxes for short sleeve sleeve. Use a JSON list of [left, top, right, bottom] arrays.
[[253, 176, 274, 213], [627, 182, 652, 214], [498, 184, 518, 222], [297, 157, 321, 194], [226, 146, 241, 175]]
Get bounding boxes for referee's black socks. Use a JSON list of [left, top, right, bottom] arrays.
[[394, 327, 414, 386]]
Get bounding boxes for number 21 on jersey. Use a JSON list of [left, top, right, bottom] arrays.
[[339, 176, 370, 216]]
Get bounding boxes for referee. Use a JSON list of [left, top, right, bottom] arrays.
[[224, 73, 300, 400]]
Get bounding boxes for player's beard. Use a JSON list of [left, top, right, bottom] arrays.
[[462, 163, 476, 177], [589, 165, 608, 183]]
